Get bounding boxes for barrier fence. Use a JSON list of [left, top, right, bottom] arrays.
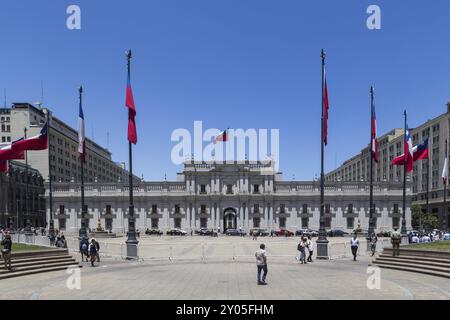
[[4, 233, 394, 262]]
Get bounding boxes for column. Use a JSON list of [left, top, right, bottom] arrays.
[[239, 204, 244, 229], [186, 205, 191, 231], [269, 203, 273, 229]]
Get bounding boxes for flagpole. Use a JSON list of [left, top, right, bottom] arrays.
[[24, 127, 32, 234], [424, 140, 430, 233], [126, 49, 138, 259], [368, 86, 375, 239], [401, 110, 408, 236], [444, 139, 448, 231], [317, 49, 329, 259], [46, 111, 55, 238], [79, 86, 88, 240]]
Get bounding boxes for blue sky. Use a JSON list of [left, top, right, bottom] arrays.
[[1, 0, 449, 181]]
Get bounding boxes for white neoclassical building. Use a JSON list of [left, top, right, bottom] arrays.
[[47, 161, 412, 234]]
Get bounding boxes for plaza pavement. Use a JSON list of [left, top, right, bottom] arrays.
[[1, 235, 449, 300]]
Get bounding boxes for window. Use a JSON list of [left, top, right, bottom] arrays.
[[393, 204, 399, 214], [59, 205, 65, 215], [254, 204, 259, 213], [200, 184, 206, 194], [302, 204, 308, 214], [201, 205, 206, 214], [106, 218, 113, 231], [253, 218, 260, 228], [174, 218, 181, 229], [151, 218, 159, 229], [348, 204, 353, 214], [174, 205, 180, 214], [200, 218, 207, 229], [152, 205, 157, 214], [279, 217, 286, 229], [325, 204, 331, 214], [325, 217, 331, 228], [302, 217, 309, 228], [347, 218, 354, 229], [392, 217, 400, 229], [226, 184, 233, 194], [58, 218, 66, 231], [280, 204, 285, 214], [253, 184, 260, 194]]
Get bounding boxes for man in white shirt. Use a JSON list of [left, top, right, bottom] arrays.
[[255, 244, 268, 285], [411, 235, 420, 243], [350, 234, 360, 261]]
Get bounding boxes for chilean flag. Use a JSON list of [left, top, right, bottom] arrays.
[[404, 125, 414, 173], [78, 101, 86, 162], [372, 103, 378, 163], [126, 75, 137, 145], [392, 138, 429, 165], [14, 123, 48, 151], [214, 129, 228, 144], [442, 141, 448, 185], [323, 69, 329, 146], [0, 139, 25, 161]]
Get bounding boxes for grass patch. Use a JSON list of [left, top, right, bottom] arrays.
[[10, 243, 51, 252], [406, 241, 450, 252]]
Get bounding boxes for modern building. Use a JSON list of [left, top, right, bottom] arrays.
[[0, 161, 46, 229], [0, 108, 12, 144], [7, 103, 139, 184], [326, 103, 450, 230], [48, 161, 412, 234]]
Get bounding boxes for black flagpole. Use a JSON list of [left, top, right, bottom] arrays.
[[401, 110, 408, 236], [47, 111, 55, 238], [79, 86, 88, 240], [444, 139, 448, 231], [317, 49, 329, 259], [24, 127, 32, 234], [126, 49, 138, 259], [368, 86, 375, 241]]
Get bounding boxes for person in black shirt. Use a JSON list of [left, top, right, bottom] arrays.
[[1, 234, 12, 271]]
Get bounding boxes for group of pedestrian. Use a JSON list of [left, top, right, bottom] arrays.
[[297, 236, 313, 264], [408, 231, 443, 244], [80, 237, 100, 267]]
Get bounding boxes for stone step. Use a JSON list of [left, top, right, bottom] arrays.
[[370, 263, 450, 279], [8, 258, 77, 269], [377, 254, 450, 265], [11, 255, 77, 264], [372, 260, 450, 274], [0, 264, 81, 281], [11, 249, 69, 259], [0, 261, 80, 276]]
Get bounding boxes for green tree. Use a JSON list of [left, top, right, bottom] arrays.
[[411, 204, 439, 230]]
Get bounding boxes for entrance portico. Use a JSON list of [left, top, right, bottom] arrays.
[[223, 208, 237, 231]]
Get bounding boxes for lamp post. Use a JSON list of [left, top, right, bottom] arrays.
[[46, 110, 55, 238]]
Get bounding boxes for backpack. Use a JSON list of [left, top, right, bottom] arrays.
[[81, 243, 87, 251]]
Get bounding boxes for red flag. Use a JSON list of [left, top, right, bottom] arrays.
[[0, 139, 25, 161], [0, 161, 7, 173], [371, 102, 378, 163], [13, 123, 48, 152], [214, 130, 228, 144], [323, 72, 329, 146], [126, 77, 137, 145]]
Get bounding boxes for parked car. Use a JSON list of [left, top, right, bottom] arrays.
[[274, 229, 294, 237], [443, 233, 450, 241], [249, 228, 270, 237], [225, 229, 246, 236], [195, 228, 214, 236], [166, 228, 187, 236], [295, 229, 319, 237], [145, 228, 163, 236], [327, 229, 349, 237]]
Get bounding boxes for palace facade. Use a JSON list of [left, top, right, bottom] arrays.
[[47, 161, 412, 234]]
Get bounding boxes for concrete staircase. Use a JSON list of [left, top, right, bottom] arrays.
[[0, 248, 81, 280], [370, 248, 450, 279]]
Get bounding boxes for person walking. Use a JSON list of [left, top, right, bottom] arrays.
[[350, 234, 360, 261], [80, 237, 90, 262], [88, 239, 98, 267], [255, 244, 268, 285], [306, 236, 314, 262], [297, 238, 307, 264], [1, 234, 12, 271], [391, 227, 402, 257], [252, 230, 258, 241], [93, 239, 100, 262]]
